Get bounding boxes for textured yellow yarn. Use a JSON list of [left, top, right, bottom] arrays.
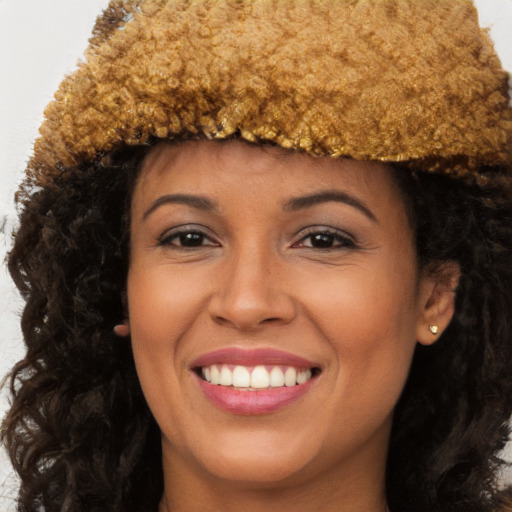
[[29, 0, 512, 185]]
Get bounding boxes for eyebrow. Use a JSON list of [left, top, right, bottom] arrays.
[[142, 194, 218, 220], [283, 190, 377, 223]]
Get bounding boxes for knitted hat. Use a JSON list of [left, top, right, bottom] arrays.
[[28, 0, 512, 186]]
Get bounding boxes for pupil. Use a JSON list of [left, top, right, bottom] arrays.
[[312, 233, 334, 248], [180, 232, 203, 246]]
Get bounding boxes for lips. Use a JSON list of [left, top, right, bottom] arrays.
[[192, 347, 318, 368], [191, 348, 321, 415]]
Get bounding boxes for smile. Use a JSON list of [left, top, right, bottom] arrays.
[[192, 348, 321, 414], [200, 364, 314, 390]]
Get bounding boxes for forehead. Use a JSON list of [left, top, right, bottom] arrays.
[[130, 140, 414, 241], [136, 139, 397, 195]]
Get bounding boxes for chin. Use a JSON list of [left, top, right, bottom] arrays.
[[162, 425, 325, 486]]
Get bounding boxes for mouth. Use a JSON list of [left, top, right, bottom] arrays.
[[191, 348, 322, 414], [194, 364, 321, 390]]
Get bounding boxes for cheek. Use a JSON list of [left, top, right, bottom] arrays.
[[126, 265, 214, 453], [126, 265, 208, 415], [305, 258, 418, 340], [301, 258, 419, 414], [127, 264, 207, 349]]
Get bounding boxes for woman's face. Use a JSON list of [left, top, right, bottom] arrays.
[[127, 140, 438, 488]]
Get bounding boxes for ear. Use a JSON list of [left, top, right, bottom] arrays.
[[113, 320, 131, 337], [416, 261, 460, 345], [113, 291, 130, 337]]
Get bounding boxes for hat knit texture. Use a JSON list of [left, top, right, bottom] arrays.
[[29, 0, 512, 186]]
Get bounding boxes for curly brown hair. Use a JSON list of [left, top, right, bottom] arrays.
[[2, 137, 512, 512]]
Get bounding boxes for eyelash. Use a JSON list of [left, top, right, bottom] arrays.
[[157, 226, 357, 250], [158, 226, 218, 248], [292, 227, 356, 250]]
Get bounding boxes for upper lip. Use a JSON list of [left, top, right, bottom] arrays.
[[191, 347, 320, 369]]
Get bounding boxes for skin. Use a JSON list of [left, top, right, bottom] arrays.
[[124, 140, 457, 512]]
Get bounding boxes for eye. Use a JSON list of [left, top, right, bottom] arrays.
[[293, 228, 356, 250], [158, 227, 218, 248]]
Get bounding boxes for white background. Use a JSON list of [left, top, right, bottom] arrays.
[[0, 1, 511, 509]]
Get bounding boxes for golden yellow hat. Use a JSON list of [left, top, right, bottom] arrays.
[[29, 0, 512, 185]]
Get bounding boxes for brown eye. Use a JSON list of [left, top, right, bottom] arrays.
[[159, 228, 218, 248], [308, 233, 337, 248], [293, 228, 356, 250], [177, 232, 205, 247]]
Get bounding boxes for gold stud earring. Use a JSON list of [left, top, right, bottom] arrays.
[[429, 325, 439, 335]]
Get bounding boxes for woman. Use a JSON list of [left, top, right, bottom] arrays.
[[2, 1, 512, 511]]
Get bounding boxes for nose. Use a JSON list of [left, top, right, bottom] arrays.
[[207, 247, 296, 331]]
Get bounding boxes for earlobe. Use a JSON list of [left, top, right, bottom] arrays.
[[114, 320, 131, 338], [114, 292, 130, 337], [416, 261, 460, 346]]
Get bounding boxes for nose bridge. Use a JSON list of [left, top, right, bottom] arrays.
[[209, 239, 295, 330]]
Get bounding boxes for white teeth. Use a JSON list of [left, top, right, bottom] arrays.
[[210, 365, 220, 385], [297, 369, 312, 384], [219, 365, 233, 386], [269, 366, 285, 387], [251, 365, 270, 388], [284, 367, 297, 387], [232, 365, 251, 387], [201, 364, 314, 389]]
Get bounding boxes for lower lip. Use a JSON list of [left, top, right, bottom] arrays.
[[196, 375, 316, 415]]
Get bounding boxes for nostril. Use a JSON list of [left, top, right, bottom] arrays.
[[211, 314, 282, 329], [213, 315, 230, 326], [208, 289, 297, 330]]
